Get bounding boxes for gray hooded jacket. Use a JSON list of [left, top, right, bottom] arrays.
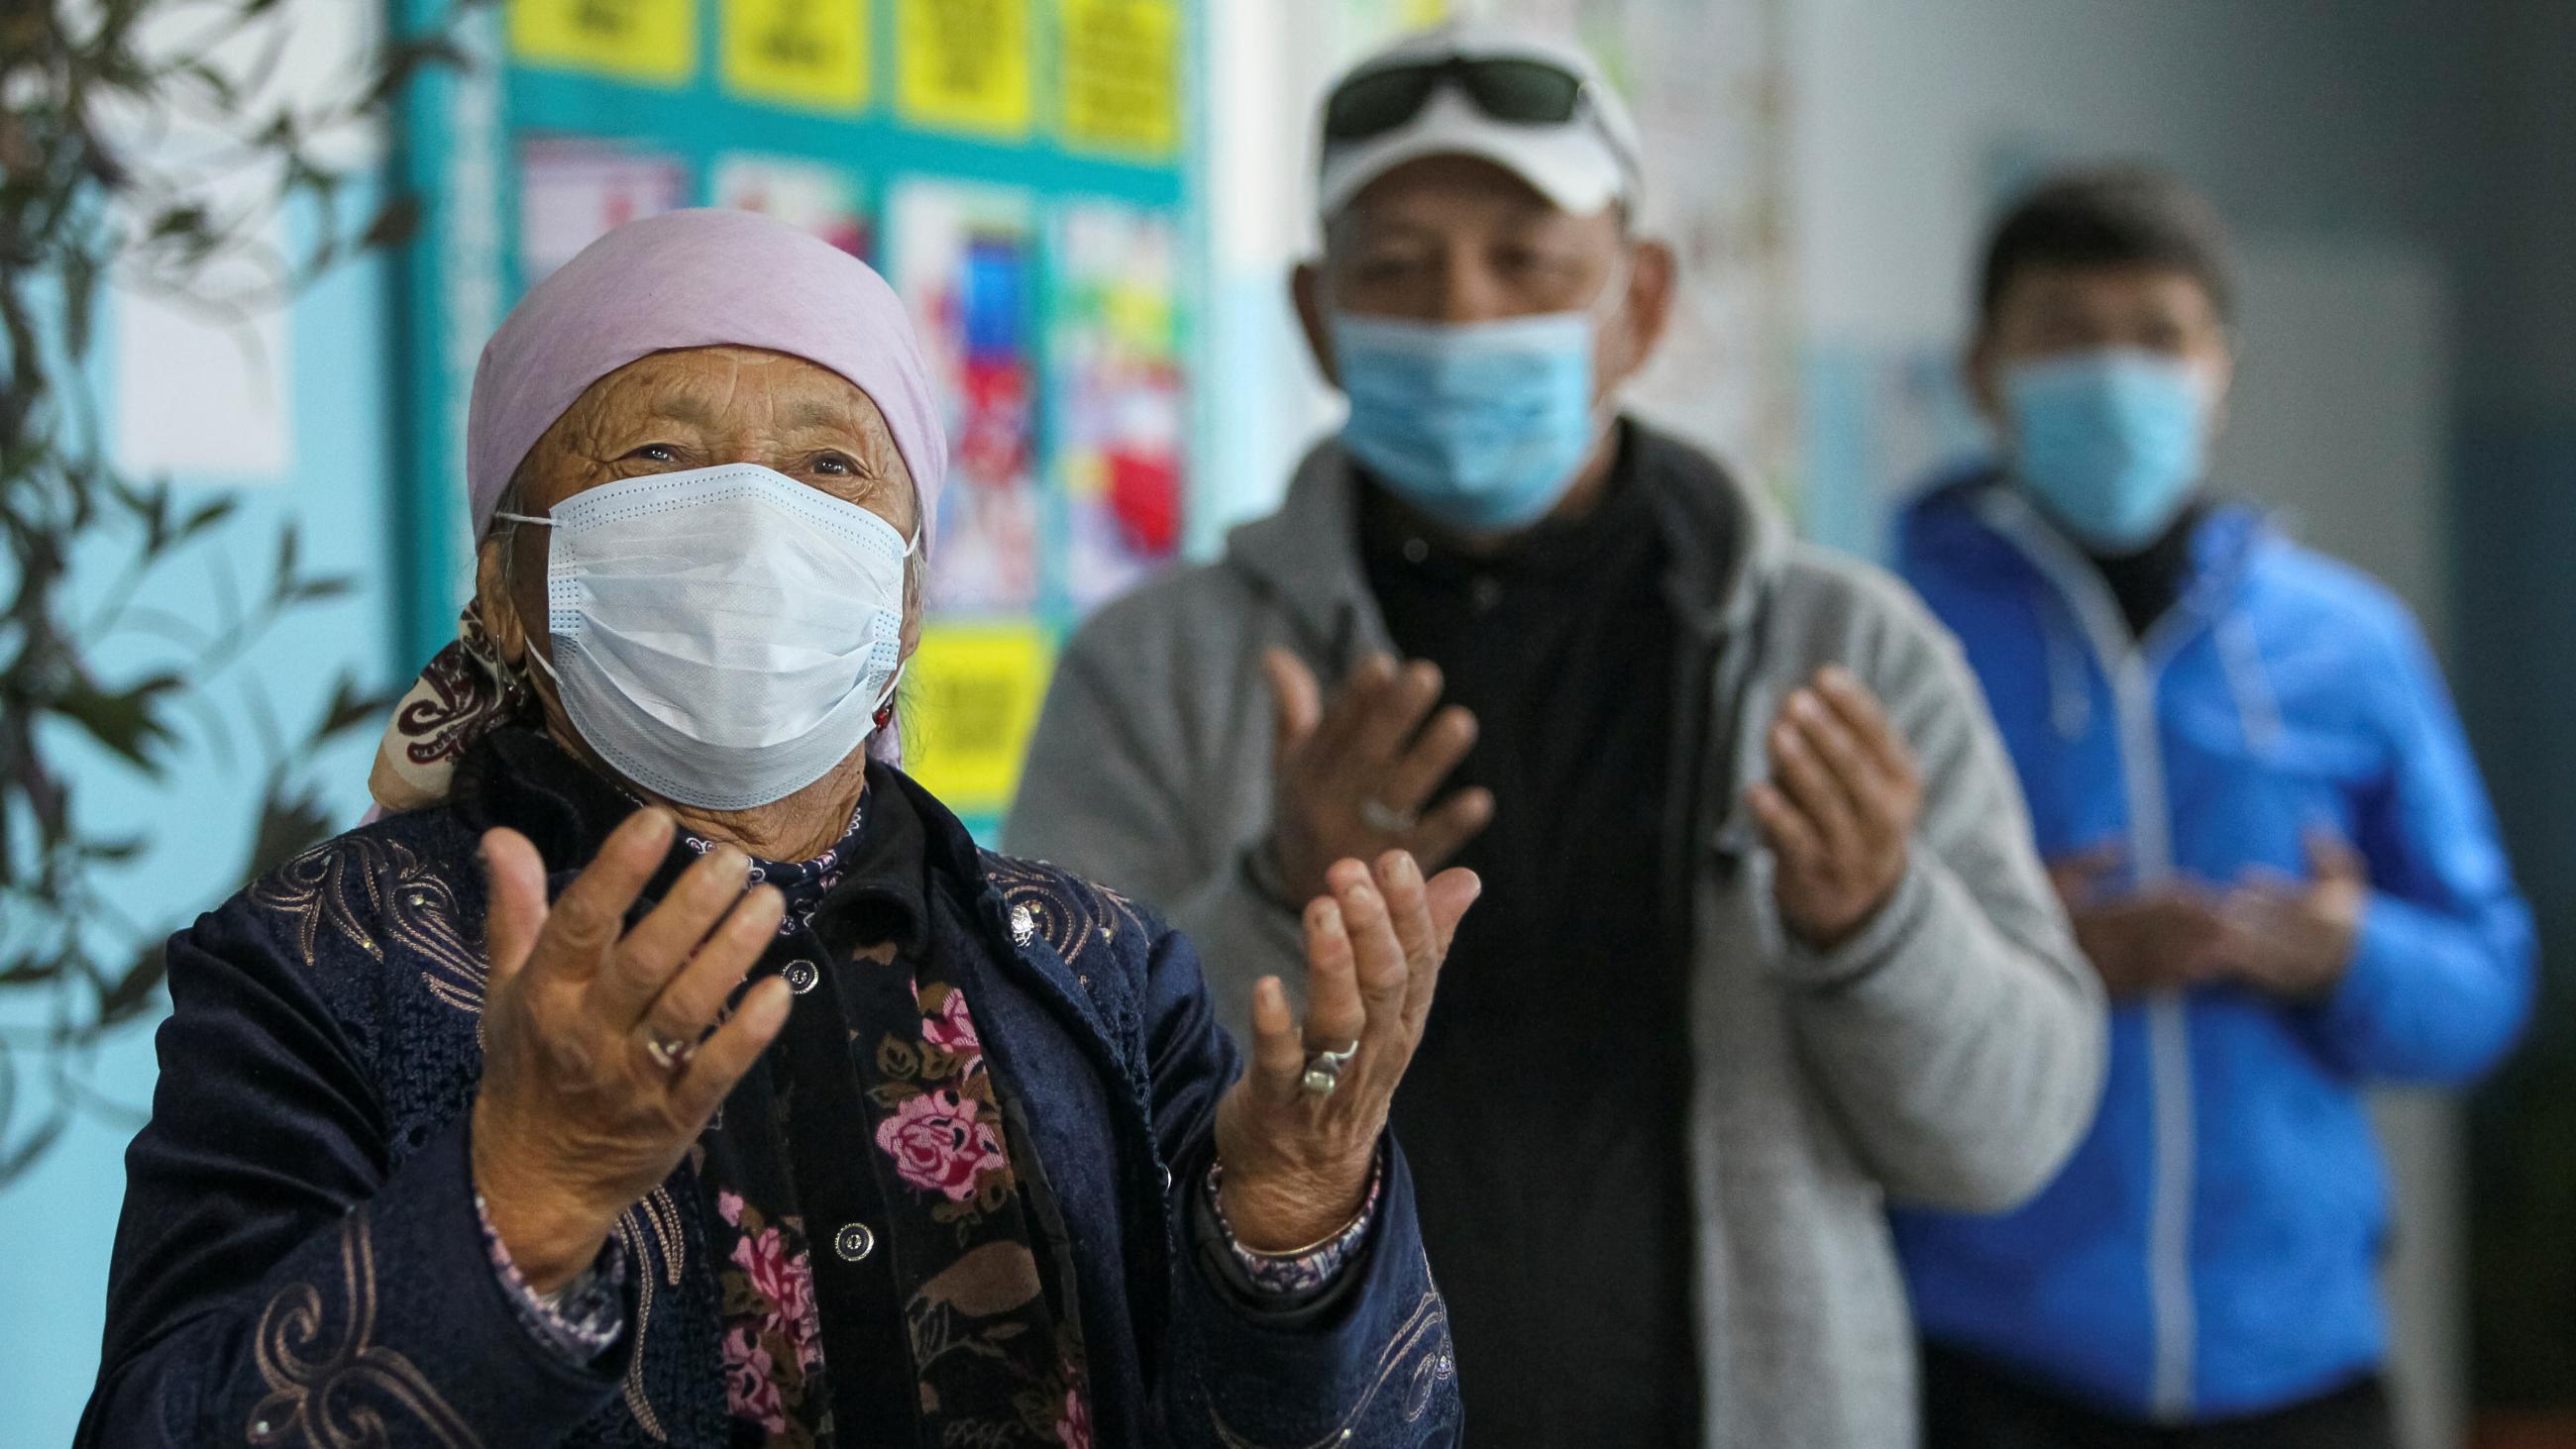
[[1005, 425, 2105, 1449]]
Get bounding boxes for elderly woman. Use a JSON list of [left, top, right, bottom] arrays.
[[79, 210, 1471, 1448]]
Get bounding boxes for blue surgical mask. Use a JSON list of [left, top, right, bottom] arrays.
[[495, 463, 912, 812], [2002, 349, 2213, 553], [1330, 289, 1614, 534]]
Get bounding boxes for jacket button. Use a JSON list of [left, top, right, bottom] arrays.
[[834, 1221, 875, 1262], [784, 959, 820, 993]]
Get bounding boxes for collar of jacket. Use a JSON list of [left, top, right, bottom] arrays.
[[1223, 417, 1795, 659], [447, 727, 965, 910], [1901, 464, 2275, 660]]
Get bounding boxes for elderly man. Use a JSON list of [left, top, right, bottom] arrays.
[[1008, 25, 2104, 1449]]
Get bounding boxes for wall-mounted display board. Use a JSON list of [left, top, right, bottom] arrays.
[[393, 0, 1197, 833]]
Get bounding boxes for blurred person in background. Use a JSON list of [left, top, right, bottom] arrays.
[[1891, 166, 2535, 1449], [1009, 24, 2104, 1449], [79, 210, 1473, 1448]]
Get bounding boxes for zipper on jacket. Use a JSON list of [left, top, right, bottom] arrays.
[[2115, 649, 2198, 1421], [1975, 491, 2206, 1420]]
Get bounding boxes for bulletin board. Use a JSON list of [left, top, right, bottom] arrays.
[[390, 0, 1198, 836]]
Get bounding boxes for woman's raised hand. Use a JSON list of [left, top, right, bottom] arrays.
[[471, 809, 794, 1292], [1212, 850, 1479, 1251]]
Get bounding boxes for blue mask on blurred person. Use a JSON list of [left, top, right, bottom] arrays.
[[1331, 306, 1606, 534], [2002, 349, 2212, 553]]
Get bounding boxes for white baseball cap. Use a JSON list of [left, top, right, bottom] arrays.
[[1316, 23, 1644, 222]]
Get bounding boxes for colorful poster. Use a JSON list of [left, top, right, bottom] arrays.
[[901, 622, 1056, 816], [721, 0, 870, 114], [898, 0, 1033, 138], [507, 0, 698, 85], [517, 138, 691, 282], [711, 154, 872, 258], [1058, 0, 1180, 158], [1050, 202, 1184, 606], [892, 180, 1042, 614]]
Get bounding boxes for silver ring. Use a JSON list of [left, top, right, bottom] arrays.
[[1357, 799, 1417, 834], [1300, 1040, 1360, 1098], [642, 1026, 697, 1073]]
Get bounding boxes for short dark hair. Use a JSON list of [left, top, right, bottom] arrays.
[[1977, 165, 2234, 328]]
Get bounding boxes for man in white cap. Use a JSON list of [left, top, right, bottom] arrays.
[[1009, 24, 2105, 1447]]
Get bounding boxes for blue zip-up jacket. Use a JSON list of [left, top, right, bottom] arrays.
[[1889, 468, 2533, 1421]]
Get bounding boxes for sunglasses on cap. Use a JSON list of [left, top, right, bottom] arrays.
[[1323, 54, 1592, 144]]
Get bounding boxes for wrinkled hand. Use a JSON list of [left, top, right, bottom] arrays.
[[2051, 845, 2231, 997], [1213, 851, 1479, 1251], [472, 810, 794, 1292], [2216, 831, 2367, 1001], [1748, 668, 1921, 949], [1262, 649, 1495, 907]]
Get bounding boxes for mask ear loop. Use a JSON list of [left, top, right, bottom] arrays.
[[872, 515, 924, 734], [486, 511, 561, 692]]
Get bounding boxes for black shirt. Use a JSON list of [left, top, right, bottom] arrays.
[[1360, 433, 1702, 1447], [2090, 499, 2209, 638]]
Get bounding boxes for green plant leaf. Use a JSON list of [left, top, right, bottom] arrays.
[[0, 960, 56, 987], [146, 204, 211, 242], [171, 494, 239, 546], [316, 674, 395, 739], [271, 522, 299, 593], [49, 671, 182, 769], [78, 834, 147, 863], [244, 785, 335, 884], [96, 942, 168, 1023], [359, 195, 423, 251]]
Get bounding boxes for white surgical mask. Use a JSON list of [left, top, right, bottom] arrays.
[[496, 463, 912, 812]]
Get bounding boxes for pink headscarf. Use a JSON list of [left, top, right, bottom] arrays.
[[467, 207, 947, 543], [368, 209, 947, 814]]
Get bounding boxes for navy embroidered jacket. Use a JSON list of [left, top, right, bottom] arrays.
[[77, 759, 1459, 1447]]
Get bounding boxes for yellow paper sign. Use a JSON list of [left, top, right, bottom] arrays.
[[1058, 0, 1178, 157], [902, 623, 1055, 816], [898, 0, 1033, 138], [722, 0, 870, 113], [508, 0, 698, 86]]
